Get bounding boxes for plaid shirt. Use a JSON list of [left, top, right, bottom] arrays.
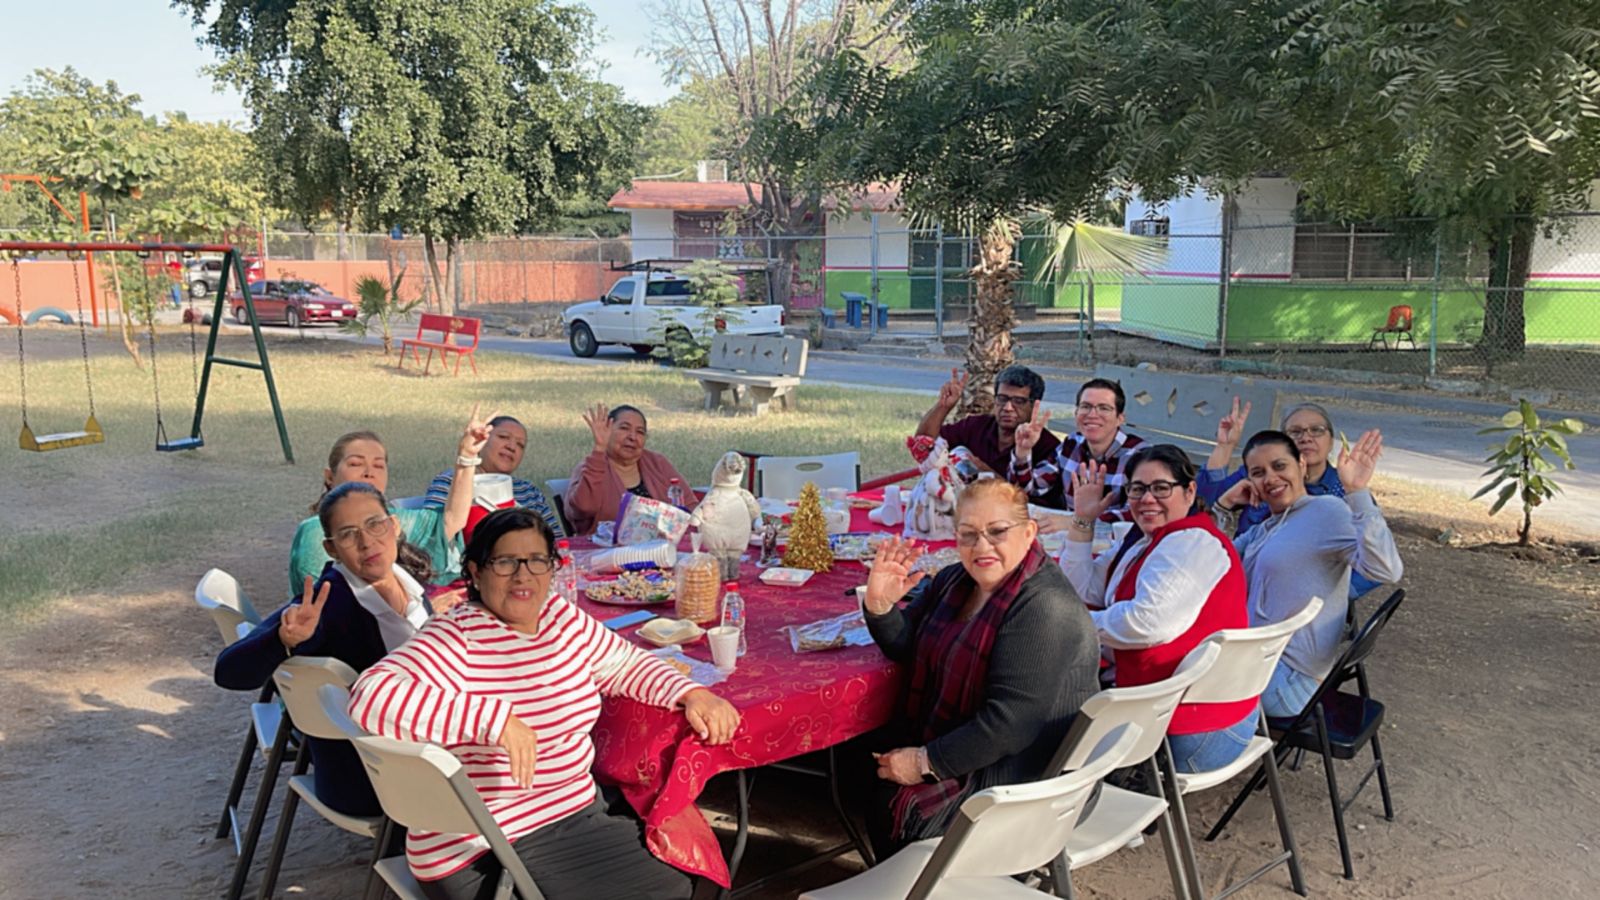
[[1008, 429, 1146, 521]]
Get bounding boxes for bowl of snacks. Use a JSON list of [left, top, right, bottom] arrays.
[[585, 569, 674, 606]]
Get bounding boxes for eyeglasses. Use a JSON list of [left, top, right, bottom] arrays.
[[955, 522, 1024, 547], [485, 555, 557, 577], [993, 393, 1033, 408], [1076, 403, 1118, 416], [1126, 480, 1185, 500], [1286, 425, 1331, 440], [327, 514, 394, 548]]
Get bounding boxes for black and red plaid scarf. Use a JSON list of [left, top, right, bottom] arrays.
[[889, 540, 1050, 839]]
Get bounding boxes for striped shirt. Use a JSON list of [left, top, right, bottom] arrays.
[[348, 597, 699, 880], [1008, 430, 1146, 521], [423, 470, 566, 538]]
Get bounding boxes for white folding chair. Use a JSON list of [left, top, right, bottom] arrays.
[[319, 684, 547, 900], [389, 495, 429, 510], [1159, 597, 1325, 900], [799, 725, 1142, 900], [545, 478, 573, 535], [254, 658, 390, 900], [754, 452, 861, 499], [196, 569, 284, 855], [1043, 640, 1223, 900]]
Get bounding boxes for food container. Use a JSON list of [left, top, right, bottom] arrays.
[[638, 617, 705, 646], [759, 566, 814, 587], [674, 533, 722, 624]]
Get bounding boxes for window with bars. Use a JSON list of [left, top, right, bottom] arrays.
[[673, 212, 762, 260], [1291, 222, 1412, 280], [1129, 216, 1170, 237]]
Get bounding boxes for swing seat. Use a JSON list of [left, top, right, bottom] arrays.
[[157, 435, 205, 452], [19, 415, 105, 452]]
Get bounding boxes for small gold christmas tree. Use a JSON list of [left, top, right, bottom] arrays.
[[783, 481, 834, 572]]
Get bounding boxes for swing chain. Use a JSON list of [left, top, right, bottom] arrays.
[[10, 259, 28, 427], [69, 258, 97, 417]]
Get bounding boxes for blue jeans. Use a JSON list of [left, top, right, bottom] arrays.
[[1260, 660, 1321, 718], [1168, 709, 1259, 774]]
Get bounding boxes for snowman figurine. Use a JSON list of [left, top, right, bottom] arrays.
[[691, 451, 762, 580]]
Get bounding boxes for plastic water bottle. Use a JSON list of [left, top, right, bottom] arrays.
[[720, 582, 747, 657], [666, 478, 686, 510], [556, 538, 576, 601]]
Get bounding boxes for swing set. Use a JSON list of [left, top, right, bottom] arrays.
[[3, 240, 295, 462]]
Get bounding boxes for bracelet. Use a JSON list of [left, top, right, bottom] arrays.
[[456, 454, 482, 468], [1070, 517, 1093, 532]]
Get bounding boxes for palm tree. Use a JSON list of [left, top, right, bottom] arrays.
[[1041, 218, 1169, 363], [960, 219, 1025, 416]]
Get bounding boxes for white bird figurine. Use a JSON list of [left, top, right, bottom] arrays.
[[691, 451, 762, 580]]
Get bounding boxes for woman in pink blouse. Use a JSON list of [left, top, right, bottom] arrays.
[[349, 507, 738, 899], [563, 403, 698, 535]]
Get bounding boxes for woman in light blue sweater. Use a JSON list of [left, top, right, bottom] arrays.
[[1222, 429, 1404, 717]]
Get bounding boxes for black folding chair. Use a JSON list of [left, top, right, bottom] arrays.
[[1207, 589, 1404, 880]]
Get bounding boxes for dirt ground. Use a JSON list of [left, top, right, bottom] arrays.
[[2, 469, 1599, 898]]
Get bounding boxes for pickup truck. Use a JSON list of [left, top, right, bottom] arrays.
[[561, 271, 785, 357]]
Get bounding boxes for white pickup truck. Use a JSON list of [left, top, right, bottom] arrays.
[[561, 270, 786, 357]]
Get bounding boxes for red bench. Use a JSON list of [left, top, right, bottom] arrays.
[[399, 313, 482, 375]]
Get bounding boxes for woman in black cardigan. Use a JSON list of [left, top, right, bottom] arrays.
[[216, 481, 441, 816], [862, 478, 1100, 857]]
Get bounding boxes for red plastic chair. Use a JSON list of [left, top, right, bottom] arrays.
[[1368, 304, 1416, 351]]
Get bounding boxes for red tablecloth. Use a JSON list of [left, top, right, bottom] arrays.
[[576, 502, 947, 886]]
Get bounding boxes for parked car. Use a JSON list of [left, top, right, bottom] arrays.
[[230, 279, 358, 328], [561, 270, 785, 357], [187, 256, 264, 298]]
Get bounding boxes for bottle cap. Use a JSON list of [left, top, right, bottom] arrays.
[[723, 582, 738, 590]]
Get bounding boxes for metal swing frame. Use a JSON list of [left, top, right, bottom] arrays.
[[3, 240, 295, 462]]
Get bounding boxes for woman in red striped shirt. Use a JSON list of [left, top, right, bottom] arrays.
[[349, 507, 739, 899]]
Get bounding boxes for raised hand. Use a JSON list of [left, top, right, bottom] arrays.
[[458, 401, 498, 459], [1337, 428, 1384, 492], [498, 714, 539, 789], [582, 402, 612, 452], [1218, 478, 1258, 511], [1216, 397, 1252, 447], [937, 368, 967, 410], [1013, 404, 1052, 460], [279, 576, 331, 651], [1035, 512, 1071, 534], [1070, 459, 1110, 521], [681, 688, 741, 745], [864, 537, 928, 615], [429, 586, 468, 614]]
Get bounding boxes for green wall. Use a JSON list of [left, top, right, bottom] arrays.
[[823, 270, 913, 310], [1120, 279, 1223, 348]]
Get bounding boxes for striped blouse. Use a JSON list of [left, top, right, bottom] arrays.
[[348, 596, 699, 880]]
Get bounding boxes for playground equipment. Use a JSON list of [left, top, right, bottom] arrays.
[[3, 241, 295, 462], [9, 256, 103, 451]]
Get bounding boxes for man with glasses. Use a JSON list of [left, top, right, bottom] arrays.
[[916, 365, 1060, 476], [1011, 377, 1146, 520]]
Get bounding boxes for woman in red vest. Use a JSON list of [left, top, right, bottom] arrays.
[[1059, 444, 1256, 773]]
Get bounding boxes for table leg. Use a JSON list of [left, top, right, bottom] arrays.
[[721, 770, 754, 900], [828, 746, 875, 867]]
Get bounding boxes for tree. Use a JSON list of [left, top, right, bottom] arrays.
[[179, 0, 647, 311], [636, 75, 739, 179]]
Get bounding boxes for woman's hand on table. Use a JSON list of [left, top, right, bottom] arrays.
[[873, 748, 926, 786], [681, 688, 740, 744], [864, 537, 928, 615], [498, 714, 539, 788]]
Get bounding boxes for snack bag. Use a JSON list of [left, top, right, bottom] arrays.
[[616, 492, 694, 545], [783, 610, 873, 653]]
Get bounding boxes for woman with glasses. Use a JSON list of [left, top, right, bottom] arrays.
[[858, 478, 1099, 856], [564, 403, 698, 535], [349, 507, 738, 899], [1059, 445, 1257, 773], [216, 481, 440, 816], [288, 408, 493, 596]]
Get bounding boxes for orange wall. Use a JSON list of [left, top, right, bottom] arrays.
[[0, 260, 105, 321]]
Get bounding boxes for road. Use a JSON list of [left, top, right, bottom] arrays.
[[256, 323, 1600, 538]]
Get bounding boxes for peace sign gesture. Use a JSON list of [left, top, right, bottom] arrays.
[[1014, 403, 1053, 459], [1216, 397, 1252, 448], [863, 537, 928, 615], [1336, 428, 1384, 493], [1070, 459, 1111, 521], [937, 368, 967, 410], [582, 402, 613, 452], [458, 402, 498, 459], [279, 575, 332, 652]]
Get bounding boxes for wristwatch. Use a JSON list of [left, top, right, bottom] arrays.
[[1070, 516, 1093, 532], [917, 747, 939, 784]]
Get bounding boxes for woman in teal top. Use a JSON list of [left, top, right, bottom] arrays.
[[288, 409, 494, 596]]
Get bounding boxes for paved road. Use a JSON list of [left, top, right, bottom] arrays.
[[255, 323, 1600, 537]]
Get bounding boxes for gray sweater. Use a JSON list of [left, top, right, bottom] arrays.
[[1235, 490, 1403, 681]]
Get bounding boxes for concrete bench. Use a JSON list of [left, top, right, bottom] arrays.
[[685, 335, 810, 415], [1095, 364, 1281, 465]]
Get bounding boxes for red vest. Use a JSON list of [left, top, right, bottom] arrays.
[[1111, 513, 1254, 735]]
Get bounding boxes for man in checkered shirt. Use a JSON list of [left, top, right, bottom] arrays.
[[1007, 377, 1146, 522]]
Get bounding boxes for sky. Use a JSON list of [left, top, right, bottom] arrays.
[[0, 0, 679, 123]]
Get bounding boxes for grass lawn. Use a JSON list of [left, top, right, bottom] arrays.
[[0, 328, 929, 618]]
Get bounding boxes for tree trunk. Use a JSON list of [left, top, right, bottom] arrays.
[[102, 200, 142, 368], [449, 237, 464, 314], [336, 220, 351, 261], [1481, 215, 1535, 362], [961, 219, 1021, 417], [423, 233, 448, 313]]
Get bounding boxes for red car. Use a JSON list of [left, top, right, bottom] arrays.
[[230, 279, 358, 328]]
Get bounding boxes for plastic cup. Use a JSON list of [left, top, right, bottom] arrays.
[[825, 486, 848, 508], [854, 585, 869, 617], [708, 626, 740, 672]]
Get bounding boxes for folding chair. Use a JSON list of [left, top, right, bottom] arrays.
[[545, 478, 573, 536], [1159, 597, 1326, 900], [320, 685, 547, 900], [754, 452, 861, 499], [1044, 641, 1223, 900], [1209, 590, 1403, 880], [799, 725, 1143, 900], [256, 657, 390, 900], [196, 569, 287, 854]]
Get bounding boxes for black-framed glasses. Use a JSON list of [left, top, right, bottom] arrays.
[[486, 555, 557, 577], [993, 393, 1033, 408], [955, 522, 1024, 547], [327, 514, 394, 548], [1125, 480, 1184, 500], [1286, 425, 1330, 440], [1076, 402, 1118, 416]]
